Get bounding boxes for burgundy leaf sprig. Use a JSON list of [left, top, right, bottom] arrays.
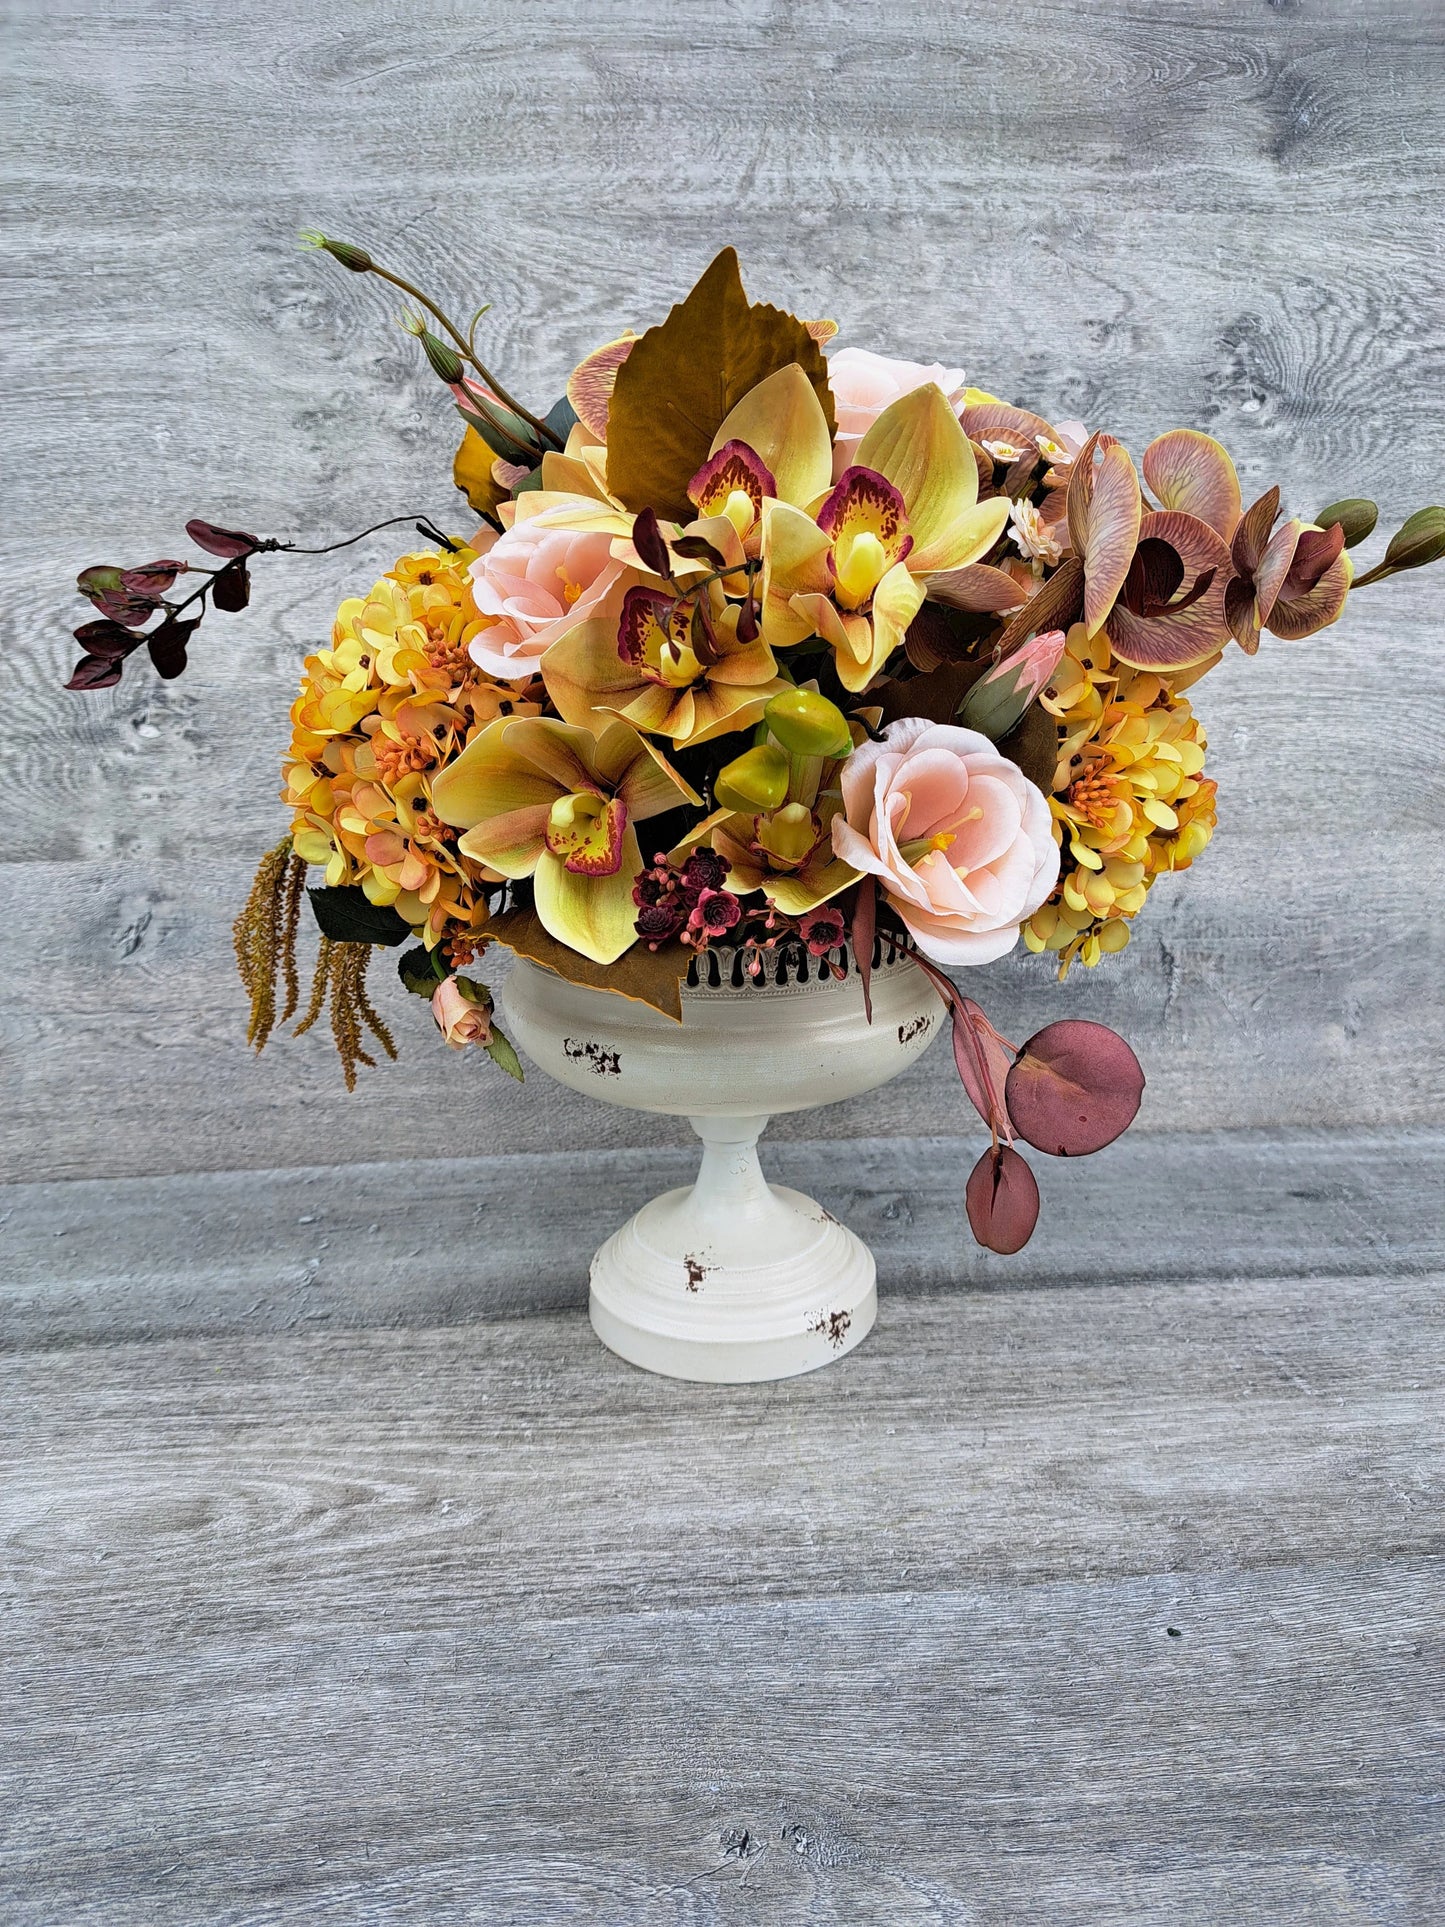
[[64, 513, 461, 693], [902, 945, 1145, 1253]]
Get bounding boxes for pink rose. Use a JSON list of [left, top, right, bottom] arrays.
[[827, 347, 966, 479], [831, 719, 1059, 966], [468, 503, 624, 680], [431, 976, 493, 1049]]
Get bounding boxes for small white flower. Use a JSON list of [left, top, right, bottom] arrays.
[[1008, 498, 1064, 567]]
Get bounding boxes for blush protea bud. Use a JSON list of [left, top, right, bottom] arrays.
[[958, 627, 1067, 741]]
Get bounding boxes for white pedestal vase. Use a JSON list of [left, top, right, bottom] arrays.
[[500, 941, 943, 1383]]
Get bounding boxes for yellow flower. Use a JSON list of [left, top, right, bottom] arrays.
[[282, 546, 543, 948], [1023, 624, 1217, 973]]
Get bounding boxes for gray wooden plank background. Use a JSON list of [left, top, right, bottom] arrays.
[[3, 0, 1442, 1919]]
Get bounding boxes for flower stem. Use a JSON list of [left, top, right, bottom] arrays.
[[362, 262, 563, 450]]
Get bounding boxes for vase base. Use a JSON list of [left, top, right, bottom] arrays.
[[588, 1182, 877, 1384]]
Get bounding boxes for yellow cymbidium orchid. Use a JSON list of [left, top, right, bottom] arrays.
[[430, 716, 699, 963], [758, 382, 1012, 690]]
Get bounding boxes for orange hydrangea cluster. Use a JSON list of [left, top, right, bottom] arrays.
[[1024, 625, 1217, 974], [284, 545, 542, 956]]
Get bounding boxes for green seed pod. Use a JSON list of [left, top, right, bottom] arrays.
[[764, 688, 853, 759], [714, 744, 790, 813]]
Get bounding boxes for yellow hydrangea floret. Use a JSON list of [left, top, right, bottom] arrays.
[[1023, 624, 1218, 974], [282, 545, 543, 954]]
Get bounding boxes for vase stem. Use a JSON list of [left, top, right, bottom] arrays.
[[687, 1113, 773, 1232]]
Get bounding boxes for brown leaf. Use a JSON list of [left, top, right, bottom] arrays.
[[486, 907, 692, 1022], [606, 249, 836, 522]]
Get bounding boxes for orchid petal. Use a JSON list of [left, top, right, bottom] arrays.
[[1254, 518, 1303, 624], [854, 383, 981, 573], [1266, 549, 1351, 640], [533, 824, 643, 965], [1069, 435, 1143, 635], [926, 563, 1029, 613], [681, 678, 787, 746], [541, 617, 650, 734], [430, 717, 558, 830], [710, 363, 833, 508], [1105, 510, 1231, 669], [494, 717, 603, 796], [1142, 430, 1241, 539], [603, 726, 703, 813], [760, 499, 833, 647], [918, 494, 1012, 576], [456, 806, 552, 878], [763, 855, 860, 915]]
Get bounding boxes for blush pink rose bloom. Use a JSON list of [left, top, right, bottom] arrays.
[[827, 346, 967, 479], [468, 504, 624, 681], [831, 718, 1059, 966], [431, 976, 493, 1049]]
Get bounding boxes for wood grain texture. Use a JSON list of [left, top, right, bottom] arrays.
[[4, 2, 1444, 1919], [1, 0, 1443, 1185], [5, 1129, 1444, 1346], [3, 1281, 1442, 1923]]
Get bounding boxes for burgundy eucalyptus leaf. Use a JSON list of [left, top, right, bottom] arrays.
[[851, 874, 876, 1024], [965, 1144, 1040, 1254], [210, 562, 251, 612], [1005, 1019, 1145, 1157], [73, 617, 145, 661], [94, 589, 162, 629], [65, 653, 125, 691], [122, 560, 188, 596], [735, 594, 759, 643], [147, 616, 200, 680], [630, 508, 672, 579], [77, 564, 126, 602], [951, 997, 1014, 1139], [185, 518, 260, 559]]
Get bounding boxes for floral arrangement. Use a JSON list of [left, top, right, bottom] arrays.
[[68, 243, 1444, 1253]]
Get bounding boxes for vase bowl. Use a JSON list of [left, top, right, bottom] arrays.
[[500, 945, 942, 1382]]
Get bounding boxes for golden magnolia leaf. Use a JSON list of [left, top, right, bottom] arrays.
[[486, 907, 691, 1022], [453, 424, 505, 518], [606, 248, 837, 522]]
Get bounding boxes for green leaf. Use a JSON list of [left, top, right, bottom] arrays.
[[308, 885, 411, 947], [398, 943, 447, 995], [543, 395, 579, 443], [484, 1024, 525, 1082], [605, 247, 836, 522]]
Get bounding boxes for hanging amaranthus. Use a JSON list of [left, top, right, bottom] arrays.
[[234, 838, 308, 1050], [292, 935, 398, 1092], [235, 841, 396, 1088]]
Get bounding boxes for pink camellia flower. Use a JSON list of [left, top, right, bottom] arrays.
[[827, 347, 966, 478], [831, 718, 1059, 966], [468, 502, 625, 680], [431, 975, 493, 1050]]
